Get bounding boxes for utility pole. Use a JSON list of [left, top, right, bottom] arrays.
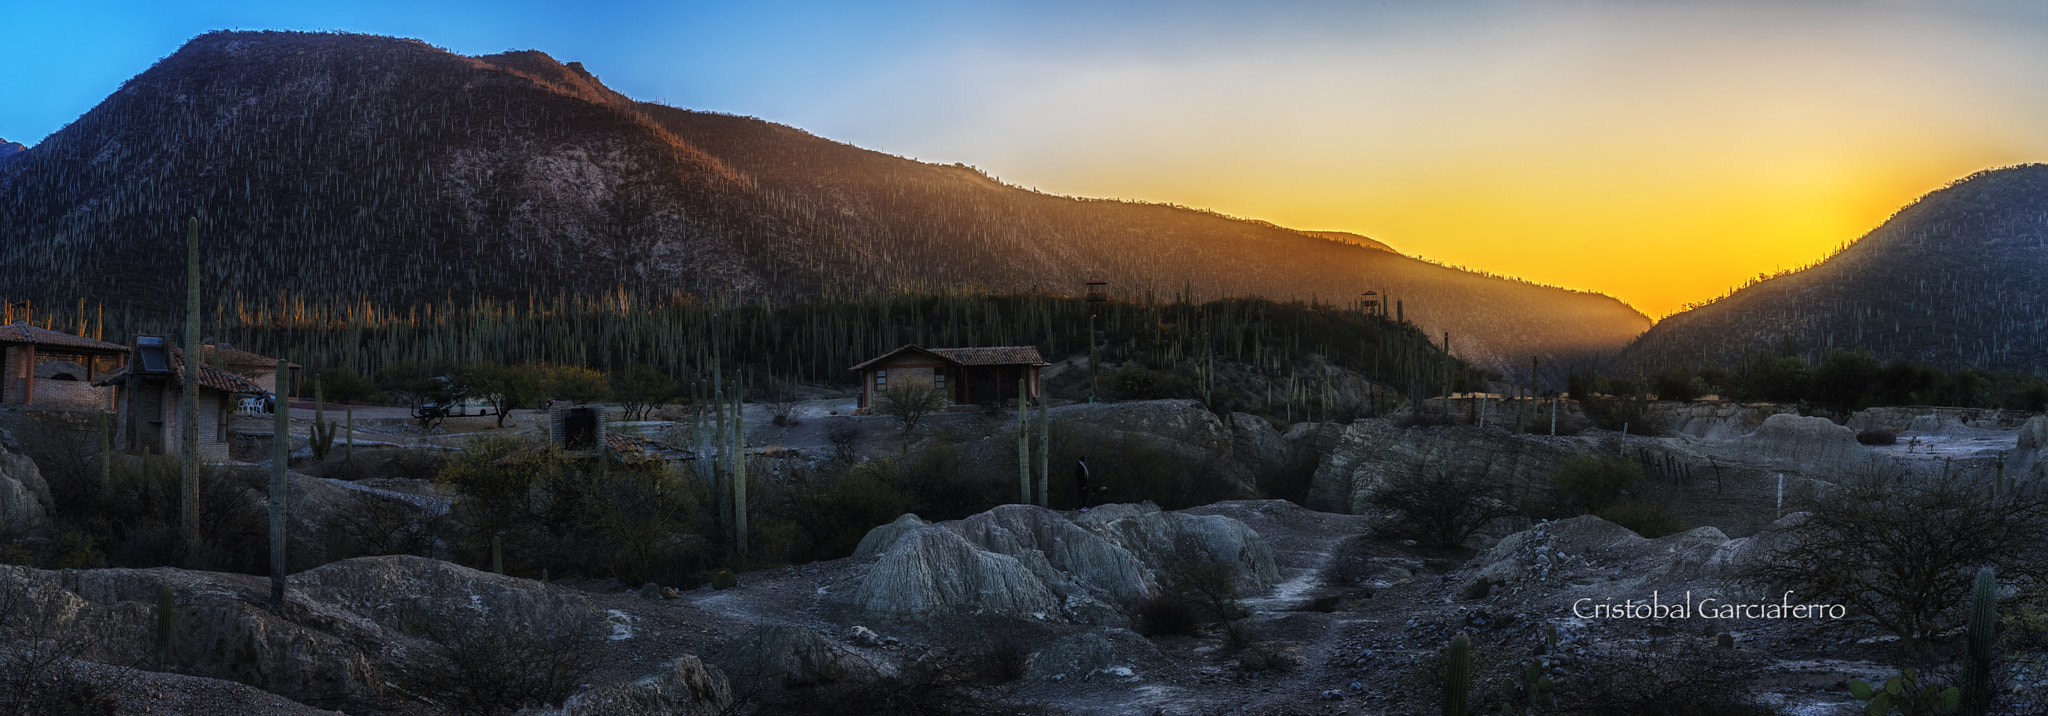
[[1085, 279, 1107, 402], [269, 359, 289, 604]]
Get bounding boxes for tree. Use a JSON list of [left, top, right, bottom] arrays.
[[874, 379, 948, 437], [1366, 466, 1519, 549], [537, 364, 611, 406], [378, 363, 467, 431], [461, 362, 541, 428], [1744, 468, 2048, 650], [612, 363, 678, 421]]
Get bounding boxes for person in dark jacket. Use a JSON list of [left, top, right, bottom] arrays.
[[1074, 457, 1092, 510]]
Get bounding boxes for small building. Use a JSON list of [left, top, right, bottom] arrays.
[[849, 345, 1049, 412], [0, 321, 128, 410], [94, 337, 266, 460], [198, 344, 303, 399]]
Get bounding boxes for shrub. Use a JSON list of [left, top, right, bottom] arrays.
[[1857, 428, 1899, 446], [1549, 456, 1642, 514], [397, 611, 608, 716], [874, 380, 948, 436], [1110, 364, 1191, 401], [1132, 593, 1200, 637], [1557, 639, 1779, 716], [1595, 500, 1688, 538], [1365, 466, 1518, 549], [1744, 467, 2048, 648]]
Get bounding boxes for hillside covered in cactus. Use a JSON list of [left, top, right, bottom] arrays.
[[1621, 164, 2048, 373], [0, 30, 1649, 368]]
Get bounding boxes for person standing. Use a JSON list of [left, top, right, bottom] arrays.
[[1074, 456, 1092, 511]]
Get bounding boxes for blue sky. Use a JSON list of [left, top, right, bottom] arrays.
[[7, 1, 2048, 316]]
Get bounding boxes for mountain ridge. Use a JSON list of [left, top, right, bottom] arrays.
[[1622, 164, 2048, 373], [0, 30, 1650, 366]]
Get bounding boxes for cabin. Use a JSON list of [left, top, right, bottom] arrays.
[[197, 344, 303, 399], [93, 337, 266, 460], [849, 345, 1049, 413], [0, 321, 128, 410]]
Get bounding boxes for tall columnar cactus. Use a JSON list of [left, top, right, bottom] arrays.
[[1443, 633, 1471, 716], [1035, 388, 1050, 507], [98, 409, 111, 490], [156, 584, 174, 670], [269, 359, 289, 604], [181, 216, 201, 561], [310, 378, 336, 460], [345, 405, 354, 461], [733, 389, 749, 557], [1963, 567, 1996, 716], [1018, 378, 1030, 505]]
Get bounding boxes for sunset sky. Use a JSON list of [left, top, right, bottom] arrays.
[[7, 1, 2048, 318]]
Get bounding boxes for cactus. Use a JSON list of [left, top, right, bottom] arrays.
[[1035, 388, 1050, 507], [732, 390, 748, 557], [1017, 378, 1031, 504], [98, 409, 111, 490], [269, 359, 289, 604], [491, 533, 504, 574], [1962, 567, 1996, 716], [1848, 668, 1959, 716], [181, 216, 201, 561], [345, 405, 353, 461], [310, 378, 336, 460], [1443, 633, 1471, 716], [155, 584, 173, 670]]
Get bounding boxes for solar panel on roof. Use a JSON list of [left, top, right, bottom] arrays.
[[136, 336, 169, 374]]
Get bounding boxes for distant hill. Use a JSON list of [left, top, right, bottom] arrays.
[[1623, 165, 2048, 373], [1303, 230, 1399, 254], [0, 30, 1649, 366], [0, 139, 24, 166]]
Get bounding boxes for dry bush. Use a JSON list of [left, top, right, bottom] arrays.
[[1595, 500, 1688, 538], [0, 576, 127, 714], [1366, 466, 1519, 549], [397, 612, 609, 716], [1857, 428, 1899, 446], [1744, 467, 2048, 649], [1132, 593, 1201, 637]]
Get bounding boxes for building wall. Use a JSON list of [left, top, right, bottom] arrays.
[[857, 354, 950, 411]]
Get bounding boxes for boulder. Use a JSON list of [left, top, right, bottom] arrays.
[[851, 503, 1277, 624], [706, 625, 876, 690], [2019, 416, 2047, 452], [1228, 412, 1291, 478], [1726, 414, 1873, 474], [1307, 421, 1584, 515], [527, 655, 731, 716], [0, 443, 51, 533], [852, 513, 929, 558], [1024, 627, 1172, 684]]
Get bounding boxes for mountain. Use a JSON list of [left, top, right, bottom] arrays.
[[0, 30, 1649, 366], [1303, 230, 1399, 254], [1623, 165, 2048, 373], [0, 138, 24, 166]]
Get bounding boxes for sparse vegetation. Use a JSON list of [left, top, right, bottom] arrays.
[[1365, 466, 1518, 549]]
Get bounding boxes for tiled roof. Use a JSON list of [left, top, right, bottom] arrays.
[[849, 344, 1049, 371], [92, 348, 266, 394], [928, 346, 1049, 367], [199, 344, 301, 373], [0, 322, 128, 354]]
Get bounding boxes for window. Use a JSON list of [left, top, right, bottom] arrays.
[[216, 403, 229, 442], [875, 369, 887, 390], [933, 367, 945, 392]]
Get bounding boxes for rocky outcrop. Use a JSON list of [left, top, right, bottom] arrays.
[[706, 625, 875, 690], [0, 556, 606, 707], [0, 443, 50, 533], [851, 503, 1277, 624], [1725, 414, 1879, 474], [1025, 627, 1172, 684], [528, 655, 731, 716], [1460, 516, 1734, 597], [1055, 400, 1259, 496], [1307, 421, 1586, 515], [852, 513, 929, 558]]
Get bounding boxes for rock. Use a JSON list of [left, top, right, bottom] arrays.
[[0, 442, 51, 533], [1238, 651, 1268, 671], [1306, 421, 1583, 515], [852, 513, 929, 557], [852, 503, 1278, 624], [847, 626, 884, 646], [1726, 414, 1876, 474], [706, 625, 877, 690], [1321, 689, 1346, 701], [1024, 627, 1170, 683], [1229, 412, 1291, 478], [529, 655, 732, 716], [2020, 416, 2048, 452]]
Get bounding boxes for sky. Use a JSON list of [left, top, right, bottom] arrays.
[[6, 0, 2048, 318]]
